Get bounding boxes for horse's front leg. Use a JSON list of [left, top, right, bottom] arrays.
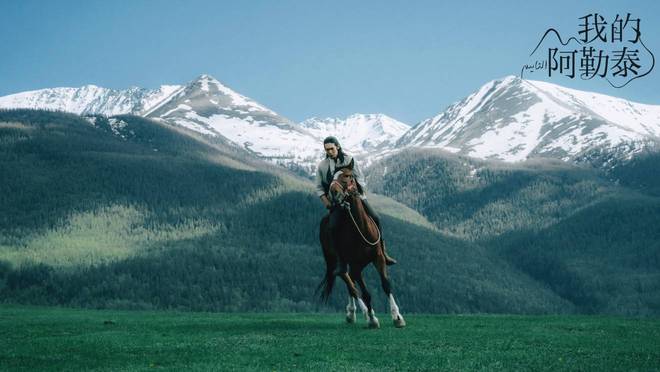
[[388, 294, 406, 328], [355, 272, 379, 329], [375, 254, 406, 328], [340, 272, 360, 324], [345, 296, 357, 323]]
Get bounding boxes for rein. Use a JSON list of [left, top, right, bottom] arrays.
[[347, 206, 381, 246], [330, 180, 381, 246]]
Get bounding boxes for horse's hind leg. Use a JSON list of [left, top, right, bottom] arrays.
[[375, 254, 406, 328], [355, 272, 380, 329]]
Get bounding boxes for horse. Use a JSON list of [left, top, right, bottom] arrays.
[[317, 159, 406, 328]]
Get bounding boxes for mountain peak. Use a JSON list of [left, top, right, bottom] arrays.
[[499, 75, 520, 84], [190, 74, 225, 92], [347, 113, 387, 121], [79, 84, 102, 90], [195, 73, 216, 80]]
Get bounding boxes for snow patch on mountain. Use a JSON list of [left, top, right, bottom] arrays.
[[398, 76, 660, 166], [299, 114, 410, 155], [0, 84, 182, 116]]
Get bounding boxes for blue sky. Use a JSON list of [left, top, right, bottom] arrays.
[[1, 0, 659, 124]]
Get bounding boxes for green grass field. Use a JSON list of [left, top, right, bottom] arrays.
[[1, 306, 659, 371]]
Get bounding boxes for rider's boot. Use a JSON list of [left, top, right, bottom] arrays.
[[382, 239, 397, 266]]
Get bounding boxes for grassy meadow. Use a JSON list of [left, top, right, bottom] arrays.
[[1, 305, 659, 371]]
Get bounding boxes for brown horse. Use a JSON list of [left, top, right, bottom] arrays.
[[317, 160, 406, 328]]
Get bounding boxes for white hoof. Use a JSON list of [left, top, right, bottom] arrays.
[[368, 317, 380, 329], [393, 315, 406, 328], [346, 312, 356, 323]]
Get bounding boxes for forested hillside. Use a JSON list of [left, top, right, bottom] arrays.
[[367, 148, 660, 315], [1, 110, 572, 314]]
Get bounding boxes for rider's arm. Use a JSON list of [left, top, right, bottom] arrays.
[[316, 162, 332, 209], [320, 194, 331, 208], [315, 162, 326, 198]]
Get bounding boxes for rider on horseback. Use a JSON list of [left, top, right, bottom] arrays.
[[315, 136, 397, 276]]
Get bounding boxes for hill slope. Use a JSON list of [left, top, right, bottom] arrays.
[[367, 148, 660, 314], [0, 109, 569, 314]]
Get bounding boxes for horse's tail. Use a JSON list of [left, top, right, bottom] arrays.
[[317, 215, 337, 303], [316, 267, 337, 303]]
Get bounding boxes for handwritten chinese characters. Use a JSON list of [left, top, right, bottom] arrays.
[[521, 13, 654, 88]]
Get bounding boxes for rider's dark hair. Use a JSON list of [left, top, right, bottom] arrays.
[[323, 136, 345, 163]]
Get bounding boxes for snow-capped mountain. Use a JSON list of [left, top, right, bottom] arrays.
[[3, 74, 658, 173], [299, 114, 410, 155], [0, 75, 410, 174], [398, 76, 660, 165], [0, 84, 182, 116], [141, 74, 323, 169]]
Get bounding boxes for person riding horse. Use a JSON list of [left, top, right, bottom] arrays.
[[315, 136, 397, 276]]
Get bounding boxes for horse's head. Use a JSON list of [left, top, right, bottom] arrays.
[[329, 159, 358, 206], [331, 159, 357, 191]]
